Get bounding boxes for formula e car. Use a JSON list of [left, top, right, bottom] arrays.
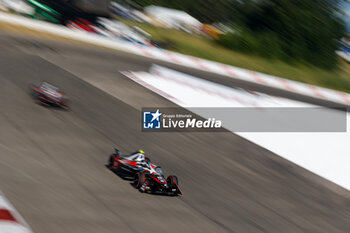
[[30, 82, 70, 110], [108, 149, 182, 196]]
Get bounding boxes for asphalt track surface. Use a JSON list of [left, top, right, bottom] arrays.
[[0, 30, 349, 233]]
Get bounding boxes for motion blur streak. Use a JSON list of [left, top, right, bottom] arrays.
[[0, 30, 349, 233]]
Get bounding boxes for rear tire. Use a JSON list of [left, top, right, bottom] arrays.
[[108, 155, 114, 168], [108, 155, 121, 171], [145, 157, 151, 163], [133, 172, 146, 189]]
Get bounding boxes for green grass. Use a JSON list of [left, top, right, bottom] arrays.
[[120, 18, 350, 93]]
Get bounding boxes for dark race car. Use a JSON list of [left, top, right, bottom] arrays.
[[108, 149, 182, 196], [30, 82, 70, 110]]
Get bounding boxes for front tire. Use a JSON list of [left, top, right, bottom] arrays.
[[167, 175, 178, 187], [133, 172, 146, 189]]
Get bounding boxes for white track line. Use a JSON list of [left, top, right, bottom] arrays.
[[0, 191, 33, 233]]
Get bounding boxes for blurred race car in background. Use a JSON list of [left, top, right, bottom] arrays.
[[30, 82, 70, 110], [108, 149, 182, 196]]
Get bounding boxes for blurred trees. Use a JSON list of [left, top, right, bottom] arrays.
[[130, 0, 347, 69], [219, 0, 346, 68]]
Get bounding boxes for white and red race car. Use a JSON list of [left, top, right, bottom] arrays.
[[30, 82, 70, 110], [108, 149, 182, 196]]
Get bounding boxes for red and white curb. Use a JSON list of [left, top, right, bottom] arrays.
[[1, 12, 349, 106], [122, 65, 312, 108], [0, 192, 33, 233]]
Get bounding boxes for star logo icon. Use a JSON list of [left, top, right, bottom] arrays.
[[142, 109, 162, 129], [150, 109, 162, 122]]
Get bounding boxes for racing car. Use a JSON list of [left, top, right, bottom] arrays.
[[108, 149, 182, 196], [30, 82, 70, 110]]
